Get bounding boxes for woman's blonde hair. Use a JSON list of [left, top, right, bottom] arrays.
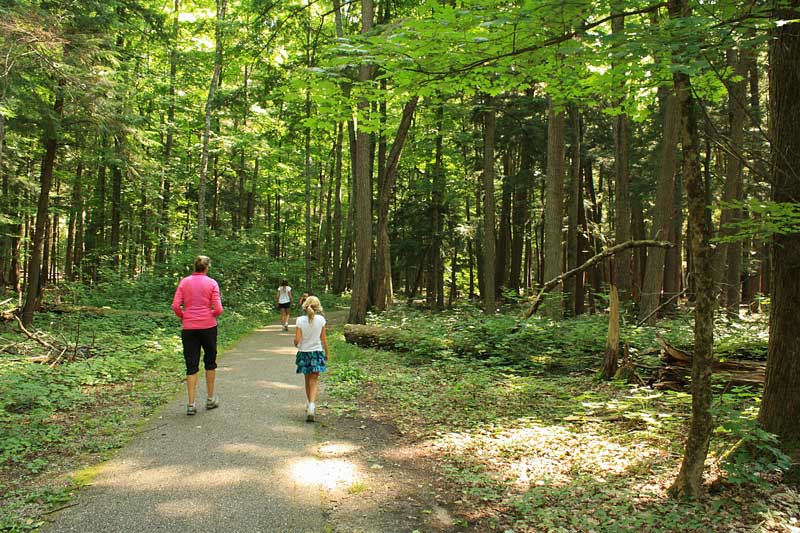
[[194, 255, 211, 272], [302, 296, 323, 322]]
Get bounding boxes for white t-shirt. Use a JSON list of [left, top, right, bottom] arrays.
[[296, 314, 326, 352], [278, 286, 292, 304]]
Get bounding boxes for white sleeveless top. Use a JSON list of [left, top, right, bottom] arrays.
[[278, 285, 292, 304], [295, 315, 326, 352]]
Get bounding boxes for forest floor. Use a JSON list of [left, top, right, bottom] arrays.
[[322, 306, 800, 532]]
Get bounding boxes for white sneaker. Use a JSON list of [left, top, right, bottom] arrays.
[[306, 403, 315, 422]]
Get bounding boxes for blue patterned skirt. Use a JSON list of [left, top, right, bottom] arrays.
[[296, 350, 327, 374]]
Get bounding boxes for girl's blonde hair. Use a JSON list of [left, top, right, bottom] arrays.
[[302, 296, 323, 322]]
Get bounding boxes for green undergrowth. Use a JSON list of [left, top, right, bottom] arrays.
[[325, 305, 794, 532]]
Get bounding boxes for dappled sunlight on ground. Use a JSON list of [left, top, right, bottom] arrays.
[[317, 441, 360, 457], [287, 457, 360, 490], [435, 419, 668, 489]]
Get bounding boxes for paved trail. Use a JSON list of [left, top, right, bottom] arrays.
[[47, 317, 343, 533]]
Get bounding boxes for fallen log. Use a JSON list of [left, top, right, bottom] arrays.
[[343, 324, 448, 354], [653, 336, 765, 389], [343, 324, 411, 351]]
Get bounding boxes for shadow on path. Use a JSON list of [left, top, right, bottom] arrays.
[[46, 316, 349, 532]]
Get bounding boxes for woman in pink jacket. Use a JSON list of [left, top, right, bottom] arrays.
[[171, 255, 223, 415]]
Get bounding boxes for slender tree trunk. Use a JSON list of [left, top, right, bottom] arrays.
[[639, 93, 680, 323], [481, 98, 497, 314], [157, 0, 180, 265], [543, 104, 566, 318], [668, 0, 715, 500], [565, 107, 581, 315], [198, 0, 226, 250], [21, 81, 64, 327], [496, 153, 512, 294], [374, 97, 419, 309], [510, 138, 531, 293], [720, 49, 747, 315], [348, 0, 374, 324], [65, 160, 83, 280], [432, 104, 445, 309], [332, 123, 344, 293], [663, 160, 684, 314], [110, 137, 123, 269], [758, 0, 800, 474], [612, 7, 632, 303]]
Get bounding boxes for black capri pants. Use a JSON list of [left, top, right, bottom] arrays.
[[181, 326, 218, 375]]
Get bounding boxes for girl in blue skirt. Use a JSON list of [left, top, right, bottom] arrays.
[[293, 296, 329, 422]]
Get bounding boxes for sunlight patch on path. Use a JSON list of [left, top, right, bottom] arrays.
[[288, 457, 360, 490]]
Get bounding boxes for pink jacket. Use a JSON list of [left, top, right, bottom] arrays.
[[171, 273, 223, 330]]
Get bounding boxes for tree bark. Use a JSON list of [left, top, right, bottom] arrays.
[[758, 0, 800, 473], [348, 0, 374, 325], [21, 81, 64, 327], [110, 136, 123, 269], [198, 0, 226, 251], [612, 7, 632, 303], [510, 139, 531, 293], [481, 98, 497, 315], [639, 92, 680, 324], [720, 49, 747, 315], [374, 96, 419, 310], [542, 104, 565, 318], [565, 107, 581, 315], [65, 160, 83, 280], [668, 0, 716, 500], [156, 0, 179, 265]]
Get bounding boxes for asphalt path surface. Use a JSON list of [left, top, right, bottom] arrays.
[[46, 316, 344, 533]]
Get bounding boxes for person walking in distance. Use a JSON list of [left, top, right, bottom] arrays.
[[172, 255, 223, 415], [277, 279, 293, 331], [293, 296, 329, 422]]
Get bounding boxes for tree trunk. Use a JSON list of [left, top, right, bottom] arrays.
[[432, 104, 445, 309], [21, 81, 64, 327], [668, 0, 715, 500], [332, 123, 344, 293], [758, 0, 800, 475], [374, 97, 419, 310], [481, 98, 497, 315], [198, 0, 226, 251], [510, 140, 531, 294], [602, 285, 620, 378], [65, 160, 83, 280], [639, 92, 680, 324], [612, 7, 632, 303], [348, 0, 374, 325], [565, 107, 581, 315], [110, 136, 123, 269], [720, 49, 747, 315], [542, 104, 565, 318], [156, 0, 179, 265], [496, 152, 512, 293]]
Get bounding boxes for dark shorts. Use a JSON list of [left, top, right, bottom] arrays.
[[181, 326, 218, 375], [296, 351, 327, 375], [278, 302, 291, 309]]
